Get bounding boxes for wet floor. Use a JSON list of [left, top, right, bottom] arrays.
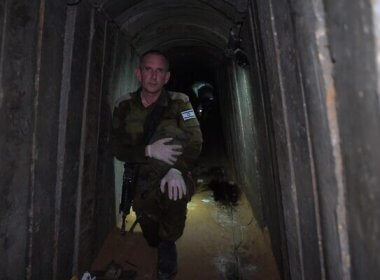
[[91, 188, 280, 279], [176, 189, 280, 279], [92, 140, 279, 279]]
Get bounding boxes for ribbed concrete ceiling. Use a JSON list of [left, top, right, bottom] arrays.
[[97, 0, 248, 55]]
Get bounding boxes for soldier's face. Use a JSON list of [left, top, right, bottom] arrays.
[[136, 54, 170, 95]]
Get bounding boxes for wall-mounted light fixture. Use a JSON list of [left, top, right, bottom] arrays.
[[225, 22, 250, 68]]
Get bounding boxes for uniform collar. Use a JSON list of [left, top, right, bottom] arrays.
[[156, 88, 169, 107], [135, 87, 169, 108]]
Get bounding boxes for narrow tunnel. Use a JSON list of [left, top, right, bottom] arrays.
[[1, 0, 380, 279]]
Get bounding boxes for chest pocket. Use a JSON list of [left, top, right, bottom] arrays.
[[155, 115, 188, 145], [158, 118, 177, 132], [157, 108, 178, 130], [124, 106, 145, 143], [126, 120, 144, 134], [124, 120, 142, 144]]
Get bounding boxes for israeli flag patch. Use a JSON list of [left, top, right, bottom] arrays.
[[181, 109, 196, 121]]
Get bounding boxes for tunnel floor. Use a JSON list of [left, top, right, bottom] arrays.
[[91, 147, 280, 279]]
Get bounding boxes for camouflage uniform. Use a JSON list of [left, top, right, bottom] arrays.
[[111, 89, 203, 244]]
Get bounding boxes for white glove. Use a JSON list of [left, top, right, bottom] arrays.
[[146, 137, 182, 165], [160, 168, 187, 201]]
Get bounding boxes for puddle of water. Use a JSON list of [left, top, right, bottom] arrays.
[[214, 255, 242, 280], [214, 254, 257, 280], [241, 263, 257, 273], [187, 201, 197, 210], [212, 207, 239, 227]]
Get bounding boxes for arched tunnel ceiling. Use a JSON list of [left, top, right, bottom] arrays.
[[96, 0, 248, 55]]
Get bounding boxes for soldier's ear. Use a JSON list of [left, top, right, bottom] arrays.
[[135, 68, 142, 82], [164, 71, 171, 84]]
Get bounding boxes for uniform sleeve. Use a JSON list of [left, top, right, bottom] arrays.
[[111, 103, 147, 163], [173, 101, 203, 174]]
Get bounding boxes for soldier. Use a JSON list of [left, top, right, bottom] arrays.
[[111, 50, 203, 279]]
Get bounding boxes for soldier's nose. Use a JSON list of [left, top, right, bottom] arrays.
[[151, 71, 158, 80]]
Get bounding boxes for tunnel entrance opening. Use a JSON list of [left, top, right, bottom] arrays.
[[166, 47, 226, 162], [165, 47, 239, 205]]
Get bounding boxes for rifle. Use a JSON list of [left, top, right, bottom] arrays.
[[118, 99, 166, 235], [119, 163, 137, 234]]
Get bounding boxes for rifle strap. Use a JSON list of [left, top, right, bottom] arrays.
[[142, 101, 168, 145], [129, 213, 142, 233]]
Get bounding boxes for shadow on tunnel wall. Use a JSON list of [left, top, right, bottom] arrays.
[[93, 96, 116, 261], [0, 1, 136, 278]]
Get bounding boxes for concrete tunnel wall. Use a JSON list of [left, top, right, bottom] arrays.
[[0, 1, 139, 279], [216, 43, 287, 277], [246, 0, 380, 279], [217, 61, 263, 222], [1, 0, 380, 279]]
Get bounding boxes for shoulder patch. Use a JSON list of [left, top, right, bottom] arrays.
[[181, 109, 196, 121], [168, 91, 189, 102], [114, 92, 132, 108]]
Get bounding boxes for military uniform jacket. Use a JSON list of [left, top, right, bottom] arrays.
[[111, 89, 203, 188]]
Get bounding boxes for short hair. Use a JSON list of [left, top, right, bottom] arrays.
[[140, 49, 170, 71]]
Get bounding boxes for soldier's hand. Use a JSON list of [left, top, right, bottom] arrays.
[[160, 168, 187, 200], [146, 138, 182, 165]]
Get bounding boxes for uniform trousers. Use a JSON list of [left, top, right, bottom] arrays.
[[132, 175, 193, 247]]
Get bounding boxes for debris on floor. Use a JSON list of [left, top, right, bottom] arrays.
[[92, 260, 137, 280], [81, 271, 97, 280], [195, 166, 242, 206], [91, 228, 157, 280], [208, 179, 241, 206]]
